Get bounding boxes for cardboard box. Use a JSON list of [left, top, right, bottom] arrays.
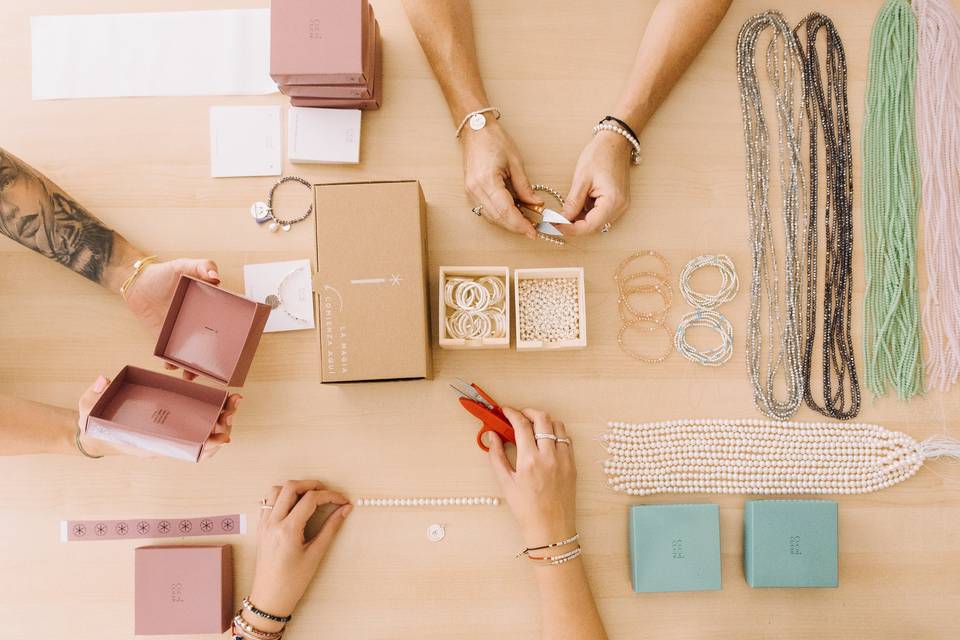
[[270, 0, 373, 85], [313, 180, 431, 382], [514, 267, 587, 350], [744, 500, 839, 588], [84, 276, 270, 461], [629, 504, 722, 593], [135, 545, 233, 635], [438, 266, 510, 350]]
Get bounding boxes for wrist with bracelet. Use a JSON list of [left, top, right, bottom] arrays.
[[232, 596, 292, 640], [516, 532, 582, 566], [594, 115, 642, 165]]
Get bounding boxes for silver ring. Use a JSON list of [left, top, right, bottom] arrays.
[[259, 498, 274, 510], [601, 223, 612, 234], [534, 433, 557, 441], [556, 437, 572, 445], [471, 205, 484, 217]]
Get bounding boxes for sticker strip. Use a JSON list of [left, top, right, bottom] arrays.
[[60, 513, 246, 542]]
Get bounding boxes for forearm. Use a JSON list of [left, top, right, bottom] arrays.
[[401, 0, 491, 123], [535, 560, 607, 640], [0, 147, 142, 293], [612, 0, 732, 133], [0, 393, 79, 456]]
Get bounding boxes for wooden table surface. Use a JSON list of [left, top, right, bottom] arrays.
[[1, 1, 958, 638]]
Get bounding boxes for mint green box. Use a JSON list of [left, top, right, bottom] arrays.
[[743, 500, 838, 588], [629, 504, 722, 593]]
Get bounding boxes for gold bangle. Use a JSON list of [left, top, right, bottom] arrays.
[[119, 255, 159, 300], [75, 425, 104, 459]]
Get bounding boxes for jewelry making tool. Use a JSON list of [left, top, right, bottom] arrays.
[[603, 418, 960, 496], [517, 184, 570, 245], [61, 513, 246, 542], [450, 378, 515, 452]]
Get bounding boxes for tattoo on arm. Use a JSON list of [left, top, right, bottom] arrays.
[[0, 148, 115, 283]]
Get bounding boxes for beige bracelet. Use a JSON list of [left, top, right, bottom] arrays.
[[119, 255, 159, 300], [593, 122, 642, 165]]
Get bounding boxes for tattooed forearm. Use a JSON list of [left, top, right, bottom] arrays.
[[0, 148, 116, 283]]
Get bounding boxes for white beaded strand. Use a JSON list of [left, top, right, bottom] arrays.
[[355, 496, 501, 507], [601, 418, 960, 496]]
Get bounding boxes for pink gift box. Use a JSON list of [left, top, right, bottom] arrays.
[[84, 276, 270, 461], [135, 545, 233, 635], [281, 13, 378, 99], [289, 26, 382, 110]]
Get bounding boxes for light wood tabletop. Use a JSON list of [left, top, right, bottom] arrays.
[[1, 1, 958, 638]]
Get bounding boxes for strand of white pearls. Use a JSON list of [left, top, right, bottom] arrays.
[[518, 278, 581, 342], [602, 418, 924, 496], [355, 496, 501, 507], [679, 254, 740, 309]]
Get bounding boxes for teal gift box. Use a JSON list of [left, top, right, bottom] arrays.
[[743, 500, 838, 588], [629, 504, 722, 593]]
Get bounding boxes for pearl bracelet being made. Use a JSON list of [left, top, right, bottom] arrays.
[[355, 496, 501, 507], [593, 122, 642, 165], [602, 419, 960, 496]]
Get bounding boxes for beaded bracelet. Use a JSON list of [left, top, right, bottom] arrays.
[[526, 545, 583, 565], [232, 614, 284, 640], [674, 309, 734, 366], [242, 597, 292, 624], [593, 122, 642, 165], [516, 532, 580, 558], [678, 254, 739, 309]]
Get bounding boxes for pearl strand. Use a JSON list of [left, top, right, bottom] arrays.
[[601, 418, 928, 496], [355, 496, 501, 507]]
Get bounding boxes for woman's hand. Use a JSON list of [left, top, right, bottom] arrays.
[[485, 407, 577, 548], [77, 375, 239, 459], [561, 130, 633, 235], [247, 481, 352, 621], [124, 258, 221, 333], [462, 121, 542, 240]]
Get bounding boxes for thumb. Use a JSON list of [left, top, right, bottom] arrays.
[[79, 375, 111, 415], [306, 503, 352, 560], [561, 177, 590, 223], [173, 258, 220, 284], [508, 161, 542, 206]]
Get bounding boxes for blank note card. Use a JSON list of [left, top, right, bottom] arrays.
[[210, 106, 282, 178]]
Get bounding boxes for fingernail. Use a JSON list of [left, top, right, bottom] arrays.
[[93, 375, 109, 393], [226, 416, 233, 427], [342, 505, 354, 517], [208, 270, 220, 280]]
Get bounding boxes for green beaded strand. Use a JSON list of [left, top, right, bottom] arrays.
[[862, 0, 924, 399]]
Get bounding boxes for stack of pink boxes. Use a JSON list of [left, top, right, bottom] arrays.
[[270, 0, 382, 110]]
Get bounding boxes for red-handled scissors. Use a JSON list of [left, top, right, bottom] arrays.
[[450, 378, 516, 452]]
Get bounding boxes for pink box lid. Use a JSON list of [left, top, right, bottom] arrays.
[[270, 0, 372, 85], [135, 545, 233, 635], [154, 276, 271, 387]]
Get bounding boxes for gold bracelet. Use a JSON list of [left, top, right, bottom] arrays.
[[75, 425, 104, 459], [119, 255, 159, 300]]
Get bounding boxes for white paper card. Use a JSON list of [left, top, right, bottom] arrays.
[[31, 10, 276, 100], [210, 106, 282, 178], [244, 260, 316, 333], [288, 107, 362, 164]]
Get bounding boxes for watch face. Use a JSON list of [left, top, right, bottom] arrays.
[[469, 112, 487, 131]]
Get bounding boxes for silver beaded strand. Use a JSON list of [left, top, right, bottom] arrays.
[[736, 12, 806, 419]]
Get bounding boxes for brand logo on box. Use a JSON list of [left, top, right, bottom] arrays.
[[671, 538, 685, 559], [308, 18, 322, 39], [321, 285, 349, 375], [152, 409, 170, 425], [789, 535, 802, 555], [170, 582, 184, 603]]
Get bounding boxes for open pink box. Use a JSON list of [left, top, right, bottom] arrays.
[[83, 276, 270, 462]]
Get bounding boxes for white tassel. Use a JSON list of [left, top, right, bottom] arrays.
[[917, 435, 960, 461]]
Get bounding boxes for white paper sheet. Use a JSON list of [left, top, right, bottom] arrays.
[[244, 260, 316, 333], [210, 106, 282, 178], [31, 9, 276, 99], [288, 107, 362, 164]]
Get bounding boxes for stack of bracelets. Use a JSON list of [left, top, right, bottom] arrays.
[[232, 596, 292, 640], [515, 532, 581, 566], [614, 250, 674, 363], [443, 276, 507, 340], [674, 254, 739, 366]]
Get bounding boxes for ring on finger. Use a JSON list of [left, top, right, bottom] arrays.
[[534, 433, 557, 441], [471, 205, 484, 217], [601, 223, 612, 234], [556, 437, 573, 445], [259, 498, 274, 510]]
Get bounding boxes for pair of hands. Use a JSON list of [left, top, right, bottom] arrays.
[[463, 119, 632, 238], [248, 407, 576, 617], [77, 257, 239, 459]]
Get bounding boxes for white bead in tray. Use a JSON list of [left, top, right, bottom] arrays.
[[514, 267, 587, 350]]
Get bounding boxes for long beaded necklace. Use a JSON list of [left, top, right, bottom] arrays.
[[602, 419, 960, 496], [862, 0, 923, 399], [795, 14, 860, 420], [736, 12, 805, 419], [915, 0, 960, 391]]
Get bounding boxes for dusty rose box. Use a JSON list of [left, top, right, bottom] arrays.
[[270, 0, 373, 85], [281, 15, 378, 99], [135, 545, 233, 635], [84, 276, 270, 461], [288, 23, 382, 110]]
